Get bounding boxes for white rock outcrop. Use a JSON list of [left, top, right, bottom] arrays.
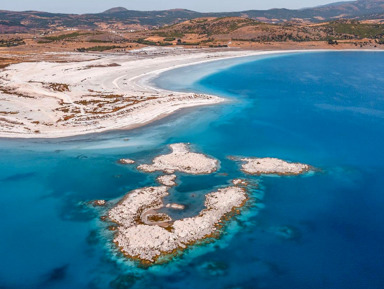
[[232, 179, 249, 186], [239, 157, 311, 175], [118, 158, 136, 165], [157, 174, 177, 186], [166, 203, 185, 210], [138, 143, 219, 174], [108, 185, 247, 263]]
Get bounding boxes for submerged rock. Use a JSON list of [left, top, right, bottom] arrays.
[[270, 225, 301, 241], [89, 200, 107, 207], [42, 264, 69, 284], [86, 230, 100, 245], [198, 261, 229, 277], [1, 172, 36, 182], [109, 274, 139, 289]]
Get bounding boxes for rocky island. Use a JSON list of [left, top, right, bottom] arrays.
[[118, 158, 136, 165], [106, 144, 315, 264], [236, 157, 311, 176], [137, 143, 219, 174], [108, 185, 247, 264], [157, 174, 177, 187]]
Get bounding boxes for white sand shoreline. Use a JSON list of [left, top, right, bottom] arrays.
[[0, 48, 372, 139], [0, 48, 304, 139]]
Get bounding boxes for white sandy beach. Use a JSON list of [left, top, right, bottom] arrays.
[[0, 48, 302, 138]]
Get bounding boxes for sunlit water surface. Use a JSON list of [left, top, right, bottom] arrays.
[[1, 51, 383, 289]]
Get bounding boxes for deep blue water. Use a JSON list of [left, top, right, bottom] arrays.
[[1, 52, 384, 289]]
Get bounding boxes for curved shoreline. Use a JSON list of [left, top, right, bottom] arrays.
[[0, 48, 314, 139], [0, 48, 381, 139]]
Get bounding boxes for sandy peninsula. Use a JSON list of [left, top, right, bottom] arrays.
[[108, 184, 247, 264], [0, 48, 282, 138]]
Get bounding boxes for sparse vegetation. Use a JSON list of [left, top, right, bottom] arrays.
[[321, 20, 384, 40], [48, 83, 70, 92], [0, 38, 25, 47], [135, 38, 158, 46], [154, 31, 185, 38], [88, 39, 112, 43], [0, 111, 19, 115], [135, 38, 173, 46], [1, 7, 384, 53], [43, 32, 91, 41], [209, 44, 228, 48], [327, 39, 338, 45], [77, 45, 124, 52], [147, 214, 170, 223]]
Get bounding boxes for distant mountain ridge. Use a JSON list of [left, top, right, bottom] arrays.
[[103, 7, 129, 14], [1, 0, 384, 33]]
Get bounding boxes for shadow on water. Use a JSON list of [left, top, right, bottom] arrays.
[[1, 172, 36, 182], [41, 265, 69, 285]]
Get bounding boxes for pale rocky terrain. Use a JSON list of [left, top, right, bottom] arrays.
[[232, 179, 249, 186], [108, 144, 315, 264], [118, 158, 136, 164], [108, 185, 247, 263], [166, 203, 185, 210], [157, 174, 177, 186], [239, 157, 311, 175], [90, 200, 107, 207], [138, 143, 219, 174]]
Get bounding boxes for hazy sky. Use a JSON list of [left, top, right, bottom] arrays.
[[0, 0, 348, 13]]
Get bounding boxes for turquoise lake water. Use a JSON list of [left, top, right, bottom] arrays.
[[0, 51, 384, 289]]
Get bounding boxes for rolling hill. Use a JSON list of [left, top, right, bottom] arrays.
[[1, 0, 384, 33]]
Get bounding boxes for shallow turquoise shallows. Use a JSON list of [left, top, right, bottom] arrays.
[[1, 51, 384, 289]]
